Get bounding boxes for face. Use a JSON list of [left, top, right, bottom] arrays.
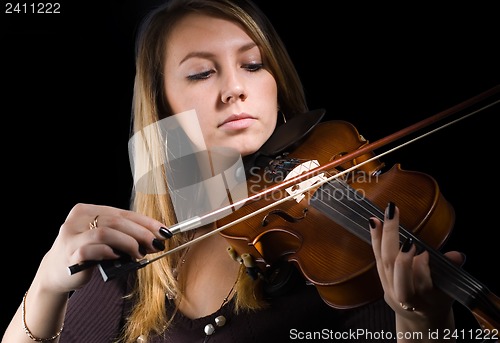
[[163, 13, 278, 157]]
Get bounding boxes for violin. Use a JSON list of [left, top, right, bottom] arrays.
[[213, 86, 500, 331], [219, 117, 500, 331], [70, 85, 500, 331]]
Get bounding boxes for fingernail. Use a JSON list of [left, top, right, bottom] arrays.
[[159, 227, 173, 238], [386, 202, 395, 220], [138, 245, 147, 257], [369, 218, 376, 229], [401, 237, 413, 253], [152, 238, 165, 251]]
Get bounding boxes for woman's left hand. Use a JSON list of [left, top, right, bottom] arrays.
[[369, 202, 465, 323]]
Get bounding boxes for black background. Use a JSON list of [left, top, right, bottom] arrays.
[[2, 0, 499, 337]]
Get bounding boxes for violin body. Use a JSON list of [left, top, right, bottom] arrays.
[[218, 119, 500, 330]]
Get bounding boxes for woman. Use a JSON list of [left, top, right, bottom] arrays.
[[2, 0, 464, 342]]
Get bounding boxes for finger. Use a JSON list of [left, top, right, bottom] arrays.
[[91, 214, 165, 255], [393, 238, 417, 304], [379, 202, 400, 269], [369, 217, 383, 260], [70, 241, 123, 266], [70, 226, 145, 261], [64, 204, 169, 255], [412, 250, 433, 295], [66, 203, 167, 237], [443, 250, 466, 267], [92, 225, 157, 259], [68, 217, 166, 262], [369, 217, 392, 288], [117, 207, 172, 239]]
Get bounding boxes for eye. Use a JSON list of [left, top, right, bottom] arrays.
[[243, 63, 263, 72], [187, 69, 215, 81]]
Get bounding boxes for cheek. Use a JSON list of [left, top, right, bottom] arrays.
[[164, 82, 190, 115], [163, 67, 201, 115], [259, 72, 278, 103], [165, 78, 215, 117], [256, 76, 278, 123]]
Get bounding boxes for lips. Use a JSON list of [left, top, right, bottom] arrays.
[[218, 113, 256, 130], [219, 113, 254, 126]]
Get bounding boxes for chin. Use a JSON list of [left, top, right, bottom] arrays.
[[210, 136, 266, 157], [240, 140, 265, 156]]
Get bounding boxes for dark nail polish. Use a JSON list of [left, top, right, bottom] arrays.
[[386, 202, 395, 220], [152, 238, 165, 251], [369, 218, 376, 229], [138, 245, 148, 256], [401, 237, 413, 252], [159, 227, 173, 239]]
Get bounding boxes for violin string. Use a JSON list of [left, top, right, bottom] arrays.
[[158, 99, 499, 241], [311, 179, 489, 309]]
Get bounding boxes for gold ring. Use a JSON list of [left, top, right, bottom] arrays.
[[399, 302, 416, 312], [89, 215, 99, 230]]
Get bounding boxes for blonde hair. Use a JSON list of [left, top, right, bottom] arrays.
[[121, 0, 308, 341]]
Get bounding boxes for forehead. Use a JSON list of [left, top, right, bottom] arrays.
[[165, 13, 254, 55]]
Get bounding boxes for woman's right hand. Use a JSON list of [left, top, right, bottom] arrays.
[[2, 203, 169, 343], [38, 203, 168, 293]]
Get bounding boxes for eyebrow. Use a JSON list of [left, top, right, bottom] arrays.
[[179, 42, 258, 65]]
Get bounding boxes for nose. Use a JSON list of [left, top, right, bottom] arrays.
[[220, 71, 247, 104]]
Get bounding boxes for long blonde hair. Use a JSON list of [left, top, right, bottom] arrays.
[[121, 0, 308, 341]]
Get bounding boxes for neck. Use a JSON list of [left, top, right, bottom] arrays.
[[175, 230, 241, 319]]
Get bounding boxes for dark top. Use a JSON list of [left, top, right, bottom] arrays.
[[60, 268, 396, 343]]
